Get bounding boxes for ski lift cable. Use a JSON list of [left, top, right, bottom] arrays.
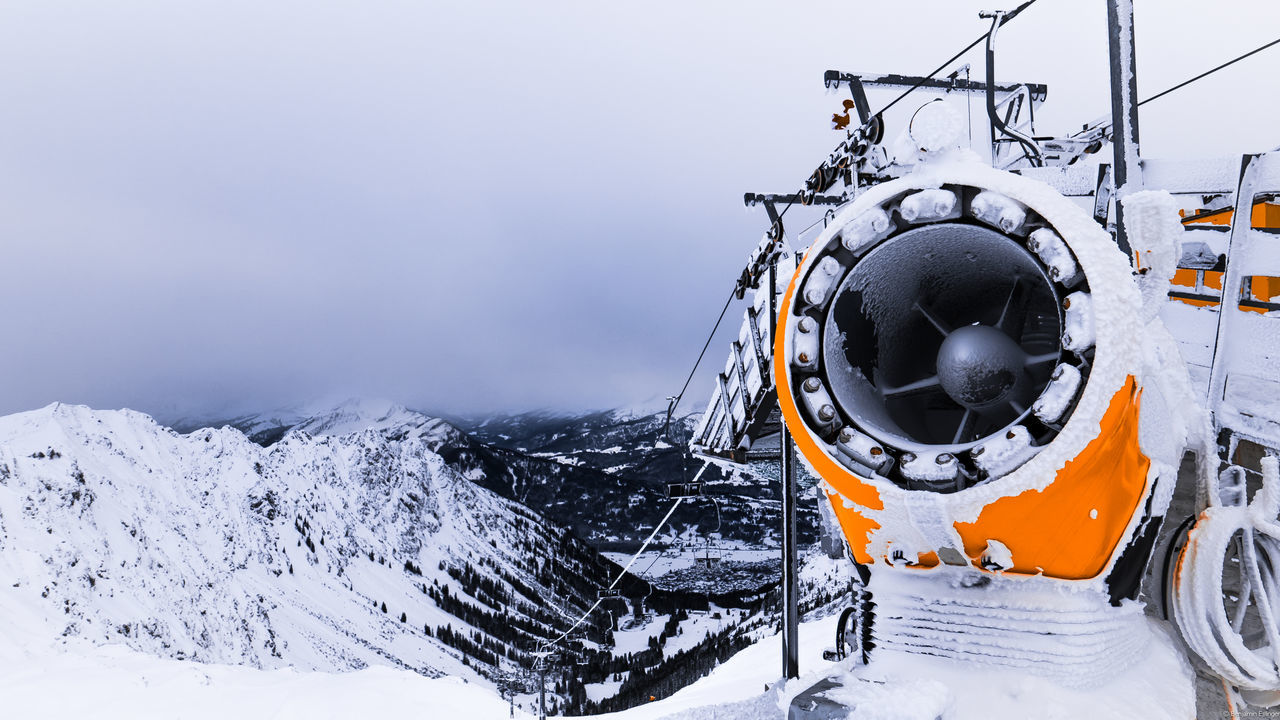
[[640, 545, 671, 577], [873, 0, 1041, 119], [1137, 36, 1280, 109], [537, 495, 688, 654], [666, 287, 739, 424], [1074, 34, 1280, 138]]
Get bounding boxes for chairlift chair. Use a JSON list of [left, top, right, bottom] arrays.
[[666, 481, 703, 499]]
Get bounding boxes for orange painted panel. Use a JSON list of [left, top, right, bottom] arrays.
[[1181, 200, 1280, 229], [1254, 202, 1280, 229], [954, 378, 1150, 579], [1251, 276, 1280, 303], [825, 490, 892, 565], [1171, 268, 1198, 289]]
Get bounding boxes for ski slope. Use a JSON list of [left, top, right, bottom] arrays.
[[2, 568, 1196, 720], [0, 578, 832, 720]]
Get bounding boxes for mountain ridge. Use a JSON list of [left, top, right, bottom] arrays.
[[0, 402, 617, 683]]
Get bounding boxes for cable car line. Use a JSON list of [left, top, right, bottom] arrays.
[[1137, 36, 1280, 109], [537, 495, 687, 655], [666, 287, 738, 426]]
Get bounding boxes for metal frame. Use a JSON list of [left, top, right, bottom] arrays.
[[1107, 0, 1142, 257], [822, 69, 1047, 102]]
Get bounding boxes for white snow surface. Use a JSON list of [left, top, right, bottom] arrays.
[[0, 583, 515, 719], [1, 575, 1196, 720]]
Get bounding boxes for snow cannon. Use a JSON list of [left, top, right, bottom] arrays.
[[777, 163, 1196, 709]]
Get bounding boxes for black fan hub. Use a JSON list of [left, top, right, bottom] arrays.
[[936, 325, 1026, 410]]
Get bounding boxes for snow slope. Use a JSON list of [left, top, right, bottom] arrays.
[[4, 576, 1193, 720], [0, 571, 834, 720]]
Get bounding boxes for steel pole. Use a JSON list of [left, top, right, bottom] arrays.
[[538, 664, 547, 720], [765, 212, 798, 679], [781, 425, 800, 679], [1107, 0, 1142, 258]]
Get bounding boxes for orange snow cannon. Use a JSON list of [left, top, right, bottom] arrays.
[[771, 158, 1211, 706], [776, 164, 1181, 595]]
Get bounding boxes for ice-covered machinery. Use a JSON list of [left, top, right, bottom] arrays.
[[686, 3, 1280, 717], [775, 157, 1196, 702], [780, 165, 1166, 588]]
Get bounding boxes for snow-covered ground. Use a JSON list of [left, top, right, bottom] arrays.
[[3, 573, 1198, 720], [0, 586, 514, 720], [0, 575, 835, 720]]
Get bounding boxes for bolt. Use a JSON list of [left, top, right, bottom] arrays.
[[972, 446, 985, 457], [901, 452, 917, 464], [936, 453, 954, 465], [1051, 366, 1064, 380], [805, 289, 823, 305], [798, 317, 815, 334], [1050, 267, 1061, 280], [838, 428, 852, 443], [818, 405, 836, 422], [803, 377, 821, 393]]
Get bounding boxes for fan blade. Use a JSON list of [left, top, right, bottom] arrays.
[[952, 409, 977, 445], [995, 278, 1021, 331], [883, 375, 943, 399], [1024, 352, 1058, 367], [914, 302, 952, 337]]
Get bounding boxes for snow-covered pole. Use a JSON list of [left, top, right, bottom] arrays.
[[1107, 0, 1143, 258]]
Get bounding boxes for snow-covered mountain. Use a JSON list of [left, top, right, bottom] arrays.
[[1, 401, 818, 714], [453, 407, 821, 568], [191, 401, 820, 562], [0, 403, 623, 688], [173, 398, 428, 446]]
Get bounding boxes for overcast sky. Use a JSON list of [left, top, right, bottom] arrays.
[[0, 0, 1277, 420]]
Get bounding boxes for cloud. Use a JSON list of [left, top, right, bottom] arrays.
[[0, 0, 1276, 418]]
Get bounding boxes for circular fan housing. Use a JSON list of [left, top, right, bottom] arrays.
[[786, 184, 1091, 491]]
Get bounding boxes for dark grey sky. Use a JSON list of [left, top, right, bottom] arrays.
[[1, 0, 1277, 419]]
